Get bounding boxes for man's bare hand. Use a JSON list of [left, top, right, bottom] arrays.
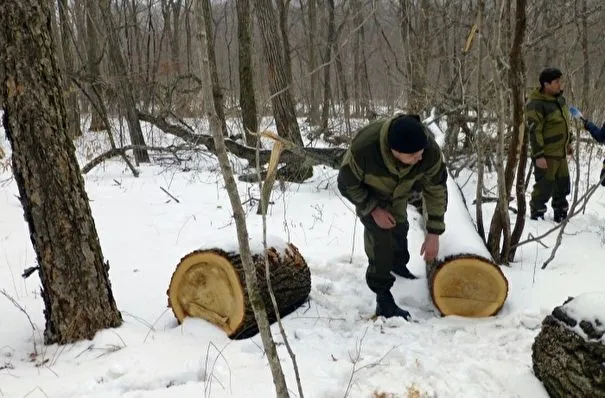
[[420, 233, 439, 261], [371, 207, 396, 229], [535, 157, 548, 169]]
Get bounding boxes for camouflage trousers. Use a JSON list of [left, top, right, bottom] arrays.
[[530, 157, 570, 218], [360, 214, 409, 294]]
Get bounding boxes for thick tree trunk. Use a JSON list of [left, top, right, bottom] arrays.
[[532, 295, 605, 398], [0, 0, 122, 345], [236, 0, 259, 146], [167, 244, 311, 339], [252, 0, 304, 147]]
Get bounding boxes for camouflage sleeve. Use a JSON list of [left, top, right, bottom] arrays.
[[337, 150, 378, 217], [526, 101, 545, 158], [421, 151, 448, 235]]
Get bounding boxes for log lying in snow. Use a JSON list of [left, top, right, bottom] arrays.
[[426, 254, 508, 317], [422, 121, 509, 317], [167, 243, 311, 339], [532, 293, 605, 398]]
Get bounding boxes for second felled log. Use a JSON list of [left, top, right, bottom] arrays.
[[167, 242, 311, 339], [426, 254, 508, 317]]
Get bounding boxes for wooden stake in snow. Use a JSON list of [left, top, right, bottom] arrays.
[[167, 243, 311, 339]]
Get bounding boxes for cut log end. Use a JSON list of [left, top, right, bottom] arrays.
[[167, 250, 246, 336], [428, 254, 508, 317], [167, 243, 311, 339]]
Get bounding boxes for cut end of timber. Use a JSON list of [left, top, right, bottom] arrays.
[[167, 250, 245, 335], [431, 255, 508, 317]]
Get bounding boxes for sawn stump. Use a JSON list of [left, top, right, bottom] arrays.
[[426, 254, 508, 317], [167, 243, 311, 339]]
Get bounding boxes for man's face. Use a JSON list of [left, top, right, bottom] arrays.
[[544, 78, 563, 96], [391, 149, 424, 165]]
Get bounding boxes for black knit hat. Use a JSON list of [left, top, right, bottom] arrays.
[[539, 67, 563, 86], [387, 115, 428, 153]]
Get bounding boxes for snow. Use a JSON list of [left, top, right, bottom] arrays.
[[559, 292, 605, 341], [1, 114, 605, 398]]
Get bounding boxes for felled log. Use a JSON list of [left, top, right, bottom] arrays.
[[426, 254, 508, 317], [167, 243, 311, 339], [532, 294, 605, 398], [422, 121, 509, 317]]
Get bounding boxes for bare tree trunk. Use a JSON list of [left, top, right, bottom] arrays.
[[236, 0, 259, 145], [474, 1, 486, 242], [98, 0, 150, 164], [252, 0, 304, 146], [320, 0, 335, 131], [306, 0, 320, 125], [354, 0, 370, 116], [507, 0, 528, 262], [1, 0, 122, 345], [194, 0, 290, 396], [276, 0, 293, 87], [57, 0, 82, 138], [85, 0, 107, 131], [200, 0, 229, 136]]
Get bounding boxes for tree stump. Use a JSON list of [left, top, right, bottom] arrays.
[[167, 243, 311, 339], [532, 293, 605, 398], [426, 254, 508, 317]]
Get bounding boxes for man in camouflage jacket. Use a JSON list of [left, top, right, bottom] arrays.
[[526, 67, 572, 222], [337, 114, 448, 320]]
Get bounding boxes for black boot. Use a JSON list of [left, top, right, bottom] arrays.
[[392, 264, 417, 279], [375, 291, 411, 320], [554, 211, 567, 223]]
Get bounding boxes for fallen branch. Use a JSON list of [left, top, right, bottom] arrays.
[[81, 145, 186, 174], [137, 111, 346, 170], [160, 186, 180, 203]]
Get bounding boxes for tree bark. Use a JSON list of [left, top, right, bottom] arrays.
[[306, 0, 320, 125], [194, 1, 291, 394], [236, 0, 259, 146], [532, 296, 605, 398], [0, 0, 122, 345], [98, 0, 150, 164], [252, 0, 304, 147]]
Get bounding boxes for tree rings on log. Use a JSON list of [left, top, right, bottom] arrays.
[[167, 243, 311, 339], [532, 294, 605, 398], [426, 254, 508, 317]]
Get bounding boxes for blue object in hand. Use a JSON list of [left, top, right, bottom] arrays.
[[569, 106, 583, 119]]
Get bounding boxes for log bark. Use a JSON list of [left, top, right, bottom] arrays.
[[532, 296, 605, 398], [167, 243, 311, 339]]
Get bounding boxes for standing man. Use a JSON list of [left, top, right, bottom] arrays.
[[337, 114, 448, 320], [527, 67, 573, 222]]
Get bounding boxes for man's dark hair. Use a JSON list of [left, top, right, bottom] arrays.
[[539, 67, 563, 87]]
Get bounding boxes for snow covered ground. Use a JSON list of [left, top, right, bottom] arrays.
[[1, 116, 605, 398]]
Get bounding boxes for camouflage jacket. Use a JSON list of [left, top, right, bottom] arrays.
[[337, 115, 448, 235], [526, 87, 571, 158]]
